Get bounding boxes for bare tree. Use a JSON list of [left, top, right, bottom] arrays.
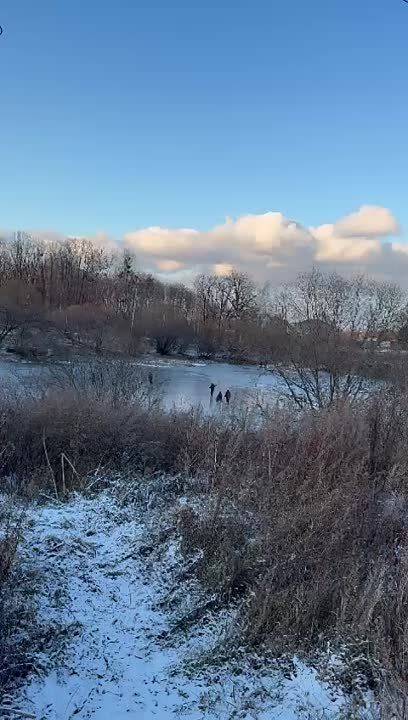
[[228, 270, 258, 320], [364, 279, 406, 342], [51, 304, 115, 354], [0, 280, 42, 348], [194, 274, 217, 326], [194, 269, 258, 334], [143, 305, 193, 356], [268, 270, 405, 409]]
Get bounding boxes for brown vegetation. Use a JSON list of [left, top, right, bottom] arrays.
[[0, 505, 25, 695], [0, 233, 407, 383], [269, 268, 406, 408], [1, 234, 408, 712], [178, 397, 408, 717], [0, 374, 407, 713]]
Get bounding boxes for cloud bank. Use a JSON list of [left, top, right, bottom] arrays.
[[6, 205, 406, 285], [123, 205, 406, 284]]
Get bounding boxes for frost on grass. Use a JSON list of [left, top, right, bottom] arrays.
[[3, 486, 373, 719], [0, 496, 42, 700]]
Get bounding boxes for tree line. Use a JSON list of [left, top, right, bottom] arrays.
[[1, 233, 408, 382]]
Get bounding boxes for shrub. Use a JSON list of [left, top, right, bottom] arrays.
[[1, 380, 408, 712], [0, 506, 24, 693]]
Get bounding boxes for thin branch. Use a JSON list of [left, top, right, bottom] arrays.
[[42, 430, 59, 501], [0, 707, 36, 719]]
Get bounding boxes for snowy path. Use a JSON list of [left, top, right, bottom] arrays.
[[8, 493, 352, 719]]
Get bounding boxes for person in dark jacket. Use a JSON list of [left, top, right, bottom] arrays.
[[209, 382, 216, 398], [216, 391, 223, 403], [224, 389, 231, 405]]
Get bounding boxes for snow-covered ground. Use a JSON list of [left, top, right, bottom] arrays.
[[4, 490, 372, 719]]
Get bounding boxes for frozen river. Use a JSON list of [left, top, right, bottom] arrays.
[[0, 356, 286, 413], [136, 357, 285, 411]]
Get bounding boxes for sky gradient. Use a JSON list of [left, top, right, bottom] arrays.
[[0, 0, 407, 281]]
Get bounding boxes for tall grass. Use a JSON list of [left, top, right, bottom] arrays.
[[0, 372, 407, 714], [180, 398, 408, 717], [0, 502, 24, 696]]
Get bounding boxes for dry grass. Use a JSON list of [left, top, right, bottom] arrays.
[[177, 397, 408, 716], [0, 377, 407, 714], [0, 504, 25, 696]]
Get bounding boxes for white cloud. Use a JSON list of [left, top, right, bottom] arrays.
[[313, 224, 382, 262], [6, 205, 406, 285], [214, 262, 234, 276], [125, 227, 200, 258], [392, 242, 408, 256], [333, 205, 399, 239], [124, 211, 318, 280], [84, 232, 119, 252], [156, 259, 186, 272], [123, 205, 405, 283]]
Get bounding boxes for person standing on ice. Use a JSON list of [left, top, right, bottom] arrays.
[[209, 382, 216, 399], [216, 391, 223, 404], [224, 389, 231, 405]]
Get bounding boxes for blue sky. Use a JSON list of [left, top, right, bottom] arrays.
[[0, 0, 407, 273]]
